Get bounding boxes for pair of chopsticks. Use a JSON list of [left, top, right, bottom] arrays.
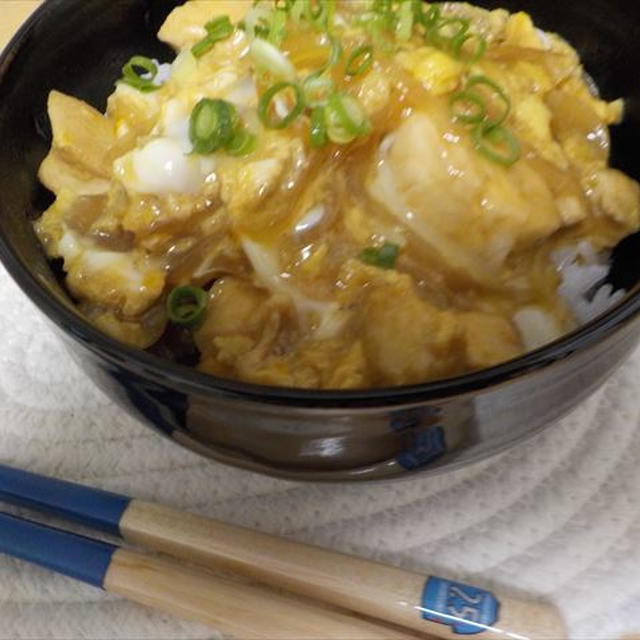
[[0, 465, 565, 639]]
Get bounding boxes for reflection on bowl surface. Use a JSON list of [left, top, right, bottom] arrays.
[[1, 0, 640, 480]]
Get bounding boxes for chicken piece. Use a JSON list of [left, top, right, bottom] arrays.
[[219, 134, 306, 217], [39, 151, 110, 197], [119, 184, 220, 240], [50, 228, 165, 316], [34, 191, 115, 253], [512, 95, 568, 169], [361, 283, 462, 385], [357, 70, 391, 117], [369, 111, 563, 284], [45, 91, 117, 178], [198, 282, 294, 386], [460, 312, 522, 369], [34, 193, 70, 251], [107, 83, 162, 143], [81, 303, 167, 349], [585, 169, 640, 232], [547, 85, 612, 171], [337, 261, 463, 385], [193, 277, 272, 358], [326, 341, 368, 389], [159, 0, 252, 50], [289, 339, 368, 389]]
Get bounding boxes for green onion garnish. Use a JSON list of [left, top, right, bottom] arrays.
[[189, 98, 237, 154], [452, 32, 487, 64], [119, 56, 162, 93], [258, 82, 306, 129], [360, 242, 400, 269], [250, 38, 297, 81], [427, 17, 470, 48], [472, 122, 520, 167], [191, 15, 234, 58], [465, 75, 511, 126], [226, 128, 258, 157], [345, 44, 374, 77], [303, 74, 334, 107], [312, 34, 343, 77], [305, 0, 336, 31], [166, 286, 209, 328], [396, 0, 415, 42], [267, 8, 288, 45], [325, 92, 370, 144], [420, 4, 442, 29], [449, 90, 487, 124], [309, 106, 328, 148]]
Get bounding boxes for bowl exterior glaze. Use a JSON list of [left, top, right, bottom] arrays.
[[1, 0, 640, 480], [59, 314, 640, 480]]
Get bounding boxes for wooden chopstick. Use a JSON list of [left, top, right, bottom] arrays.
[[0, 510, 420, 639], [0, 464, 566, 639]]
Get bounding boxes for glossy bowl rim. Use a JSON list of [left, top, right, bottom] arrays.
[[2, 0, 640, 409]]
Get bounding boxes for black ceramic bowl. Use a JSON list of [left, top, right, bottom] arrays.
[[1, 0, 640, 481]]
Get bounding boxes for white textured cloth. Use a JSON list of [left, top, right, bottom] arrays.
[[0, 264, 639, 639]]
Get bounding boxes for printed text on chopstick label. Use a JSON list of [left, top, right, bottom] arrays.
[[420, 577, 499, 635]]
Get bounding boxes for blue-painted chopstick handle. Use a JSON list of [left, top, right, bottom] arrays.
[[0, 511, 116, 588], [0, 465, 130, 536]]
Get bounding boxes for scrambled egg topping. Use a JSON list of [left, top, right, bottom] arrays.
[[34, 1, 640, 388]]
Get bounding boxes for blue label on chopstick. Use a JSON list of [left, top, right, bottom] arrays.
[[420, 577, 499, 635]]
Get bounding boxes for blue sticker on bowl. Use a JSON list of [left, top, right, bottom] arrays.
[[420, 576, 500, 635], [396, 427, 446, 470]]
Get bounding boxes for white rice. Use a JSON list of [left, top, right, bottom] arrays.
[[553, 241, 625, 325], [513, 243, 624, 351]]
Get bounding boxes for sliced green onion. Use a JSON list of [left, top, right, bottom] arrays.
[[303, 74, 334, 107], [258, 82, 306, 129], [226, 128, 258, 156], [345, 44, 374, 76], [166, 286, 208, 328], [267, 8, 288, 45], [452, 32, 487, 64], [472, 122, 520, 167], [275, 0, 295, 12], [360, 242, 399, 269], [310, 34, 343, 77], [359, 13, 395, 52], [290, 0, 306, 23], [449, 90, 487, 124], [420, 4, 442, 28], [249, 38, 297, 81], [244, 5, 272, 39], [119, 56, 161, 93], [465, 75, 511, 126], [396, 0, 415, 42], [305, 0, 336, 31], [189, 98, 237, 154], [309, 106, 328, 148], [372, 0, 392, 13], [191, 15, 234, 58], [427, 17, 470, 47], [325, 92, 370, 144]]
